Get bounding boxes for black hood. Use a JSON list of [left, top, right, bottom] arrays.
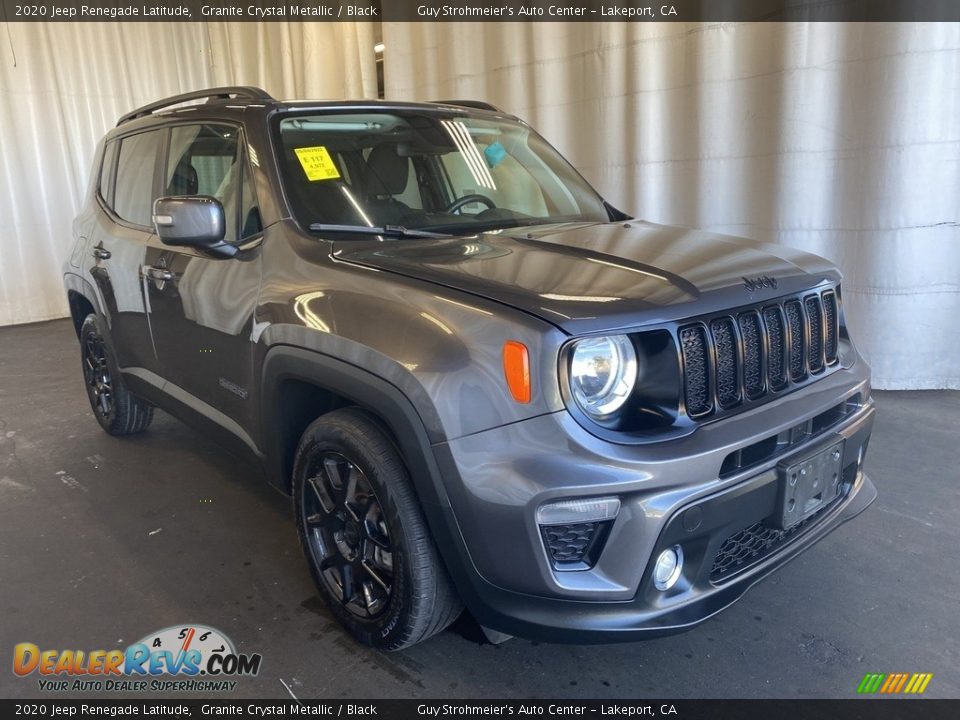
[[333, 221, 840, 334]]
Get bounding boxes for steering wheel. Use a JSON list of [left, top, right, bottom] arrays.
[[446, 193, 496, 214]]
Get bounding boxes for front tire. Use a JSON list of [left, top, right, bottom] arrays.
[[79, 314, 153, 436], [293, 408, 461, 650]]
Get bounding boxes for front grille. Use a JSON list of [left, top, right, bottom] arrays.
[[679, 288, 840, 419]]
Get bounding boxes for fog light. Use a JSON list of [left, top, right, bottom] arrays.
[[653, 545, 684, 591]]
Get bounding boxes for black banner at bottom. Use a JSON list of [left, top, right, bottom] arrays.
[[1, 699, 956, 720]]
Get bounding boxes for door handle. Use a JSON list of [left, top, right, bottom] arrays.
[[143, 266, 174, 282], [93, 247, 111, 260]]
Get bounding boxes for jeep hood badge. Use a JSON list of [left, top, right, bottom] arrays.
[[743, 275, 778, 292]]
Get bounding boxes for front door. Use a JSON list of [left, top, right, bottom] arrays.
[[143, 123, 264, 435], [88, 129, 165, 377]]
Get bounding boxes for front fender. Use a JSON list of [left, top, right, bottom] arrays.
[[258, 344, 487, 601]]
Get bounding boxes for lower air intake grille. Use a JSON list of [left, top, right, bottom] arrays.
[[711, 523, 788, 581], [541, 521, 613, 569], [679, 325, 711, 417], [541, 523, 597, 563], [711, 502, 832, 582]]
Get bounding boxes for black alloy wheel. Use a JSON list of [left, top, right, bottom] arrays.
[[78, 315, 153, 435], [83, 331, 113, 418], [292, 408, 462, 650], [301, 451, 394, 619]]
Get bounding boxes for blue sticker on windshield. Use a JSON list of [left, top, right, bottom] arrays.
[[484, 142, 507, 169]]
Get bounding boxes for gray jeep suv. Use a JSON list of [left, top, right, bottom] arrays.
[[63, 87, 875, 650]]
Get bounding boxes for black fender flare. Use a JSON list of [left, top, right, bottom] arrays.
[[63, 272, 105, 323], [259, 345, 488, 606], [259, 345, 449, 495]]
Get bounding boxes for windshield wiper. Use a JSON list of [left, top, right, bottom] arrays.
[[308, 223, 452, 239], [425, 216, 592, 235]]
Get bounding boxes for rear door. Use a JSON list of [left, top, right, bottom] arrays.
[[88, 128, 164, 377], [142, 122, 264, 432]]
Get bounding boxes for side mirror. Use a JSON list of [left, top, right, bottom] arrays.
[[152, 196, 236, 258]]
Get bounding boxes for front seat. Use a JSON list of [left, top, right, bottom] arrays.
[[168, 159, 199, 196], [364, 144, 412, 225]]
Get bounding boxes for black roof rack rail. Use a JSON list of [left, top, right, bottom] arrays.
[[432, 99, 503, 113], [117, 86, 275, 126]]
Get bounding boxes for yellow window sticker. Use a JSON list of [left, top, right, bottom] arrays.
[[294, 146, 341, 182]]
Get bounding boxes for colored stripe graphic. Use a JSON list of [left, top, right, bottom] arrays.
[[858, 672, 933, 694], [880, 674, 897, 693], [858, 673, 885, 694]]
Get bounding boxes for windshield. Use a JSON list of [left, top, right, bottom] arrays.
[[275, 110, 610, 235]]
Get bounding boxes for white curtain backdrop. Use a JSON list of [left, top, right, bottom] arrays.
[[0, 21, 377, 328], [383, 22, 960, 389]]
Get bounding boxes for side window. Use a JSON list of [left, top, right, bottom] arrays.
[[98, 141, 118, 207], [166, 124, 243, 243], [114, 130, 164, 227]]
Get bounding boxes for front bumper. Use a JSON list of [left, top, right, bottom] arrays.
[[432, 361, 875, 642]]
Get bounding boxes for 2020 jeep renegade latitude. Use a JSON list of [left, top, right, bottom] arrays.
[[63, 87, 876, 650]]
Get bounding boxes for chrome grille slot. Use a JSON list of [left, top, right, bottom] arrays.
[[805, 295, 825, 373], [763, 305, 788, 391], [679, 324, 712, 417], [711, 317, 741, 408], [738, 311, 765, 399], [822, 291, 839, 364], [784, 300, 806, 382]]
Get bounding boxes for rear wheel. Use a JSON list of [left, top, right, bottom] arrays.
[[80, 314, 153, 436], [293, 408, 461, 650]]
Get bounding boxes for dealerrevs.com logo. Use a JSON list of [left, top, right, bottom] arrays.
[[13, 624, 262, 692]]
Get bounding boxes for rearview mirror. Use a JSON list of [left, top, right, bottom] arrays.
[[152, 196, 236, 258]]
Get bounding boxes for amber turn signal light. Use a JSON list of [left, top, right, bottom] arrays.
[[503, 340, 532, 404]]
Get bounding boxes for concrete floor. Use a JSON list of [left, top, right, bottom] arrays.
[[1, 318, 958, 699]]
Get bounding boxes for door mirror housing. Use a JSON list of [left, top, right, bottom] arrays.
[[152, 196, 236, 258]]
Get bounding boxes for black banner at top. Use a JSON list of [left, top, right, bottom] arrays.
[[1, 0, 959, 23]]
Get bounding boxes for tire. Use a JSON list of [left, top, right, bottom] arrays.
[[79, 314, 153, 436], [293, 407, 462, 650]]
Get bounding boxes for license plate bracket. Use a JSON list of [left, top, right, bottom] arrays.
[[774, 440, 845, 530]]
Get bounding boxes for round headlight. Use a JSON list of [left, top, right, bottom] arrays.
[[569, 335, 638, 420]]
